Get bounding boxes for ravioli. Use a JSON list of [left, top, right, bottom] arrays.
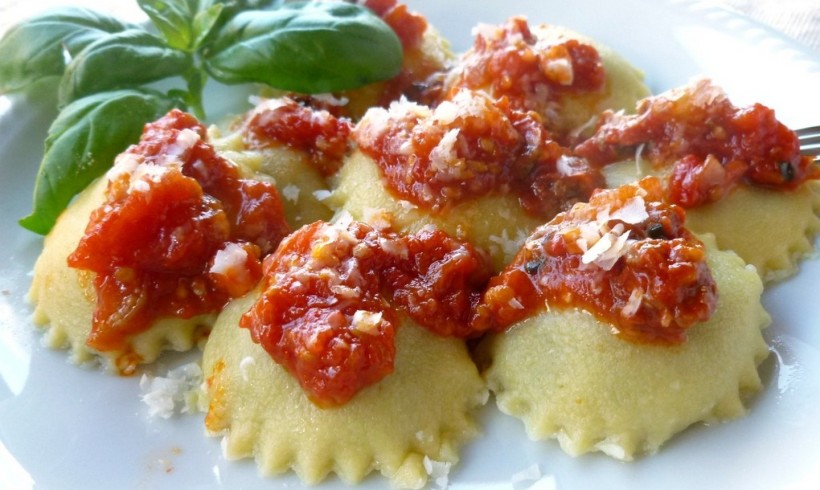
[[28, 178, 213, 373], [530, 24, 651, 135], [478, 235, 770, 459], [210, 126, 334, 229], [603, 160, 820, 282], [329, 150, 542, 270], [28, 109, 290, 375], [443, 17, 650, 136], [201, 292, 488, 488]]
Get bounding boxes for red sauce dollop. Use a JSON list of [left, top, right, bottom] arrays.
[[472, 177, 717, 345], [445, 17, 606, 131], [353, 90, 604, 219], [68, 110, 289, 369], [241, 98, 352, 177], [240, 219, 492, 406], [363, 0, 426, 49], [363, 0, 457, 109], [574, 79, 820, 207]]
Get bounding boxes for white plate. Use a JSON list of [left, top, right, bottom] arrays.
[[2, 1, 820, 489]]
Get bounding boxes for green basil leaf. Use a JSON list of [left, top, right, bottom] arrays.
[[20, 89, 177, 235], [0, 8, 136, 93], [209, 0, 283, 18], [138, 0, 199, 51], [58, 29, 193, 107], [204, 0, 402, 93], [192, 3, 225, 49]]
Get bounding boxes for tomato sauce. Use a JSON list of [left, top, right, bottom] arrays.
[[68, 110, 289, 368], [242, 98, 353, 177], [363, 0, 426, 49], [354, 89, 604, 219], [574, 79, 820, 207], [362, 0, 448, 107], [240, 219, 492, 407], [471, 177, 717, 345], [445, 17, 606, 130]]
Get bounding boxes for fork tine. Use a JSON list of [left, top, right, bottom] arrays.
[[796, 125, 820, 138], [796, 125, 820, 157], [799, 134, 820, 148]]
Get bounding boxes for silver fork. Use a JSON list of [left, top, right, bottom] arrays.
[[797, 125, 820, 162]]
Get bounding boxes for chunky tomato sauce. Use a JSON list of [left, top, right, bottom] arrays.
[[445, 17, 605, 130], [240, 219, 492, 407], [242, 97, 352, 177], [472, 177, 717, 345], [354, 89, 604, 219], [574, 79, 820, 207], [363, 0, 426, 49], [68, 110, 289, 369], [362, 0, 449, 107]]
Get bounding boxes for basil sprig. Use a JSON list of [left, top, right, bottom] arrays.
[[0, 8, 137, 93], [58, 29, 193, 106], [19, 90, 178, 235], [204, 1, 402, 93], [0, 0, 402, 235]]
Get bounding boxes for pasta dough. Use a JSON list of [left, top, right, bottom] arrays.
[[530, 24, 651, 134], [210, 127, 334, 228], [604, 160, 820, 281], [328, 150, 543, 270], [201, 291, 488, 488], [28, 178, 213, 374], [443, 19, 650, 136], [479, 235, 770, 459]]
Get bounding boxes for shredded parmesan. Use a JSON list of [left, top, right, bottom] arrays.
[[621, 288, 644, 318], [610, 196, 649, 224], [312, 189, 332, 201], [422, 456, 452, 489], [351, 310, 383, 335], [581, 229, 632, 270], [281, 184, 300, 203], [362, 207, 394, 230], [139, 363, 203, 419], [310, 92, 349, 106], [210, 243, 249, 276]]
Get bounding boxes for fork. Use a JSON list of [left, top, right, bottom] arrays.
[[796, 125, 820, 162]]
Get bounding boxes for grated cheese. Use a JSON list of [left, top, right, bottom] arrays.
[[422, 456, 452, 489], [610, 196, 649, 225], [351, 310, 383, 335], [139, 362, 203, 419], [312, 189, 332, 202], [281, 184, 300, 203], [210, 243, 249, 276]]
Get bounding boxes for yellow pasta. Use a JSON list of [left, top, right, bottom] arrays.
[[478, 235, 770, 459], [210, 126, 334, 228], [201, 291, 487, 488], [28, 178, 212, 374], [328, 150, 542, 270], [604, 160, 820, 281]]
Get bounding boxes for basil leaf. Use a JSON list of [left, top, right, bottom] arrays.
[[20, 89, 177, 235], [191, 3, 226, 49], [58, 29, 193, 107], [138, 0, 199, 51], [204, 0, 402, 93], [215, 0, 283, 16], [0, 8, 136, 93]]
